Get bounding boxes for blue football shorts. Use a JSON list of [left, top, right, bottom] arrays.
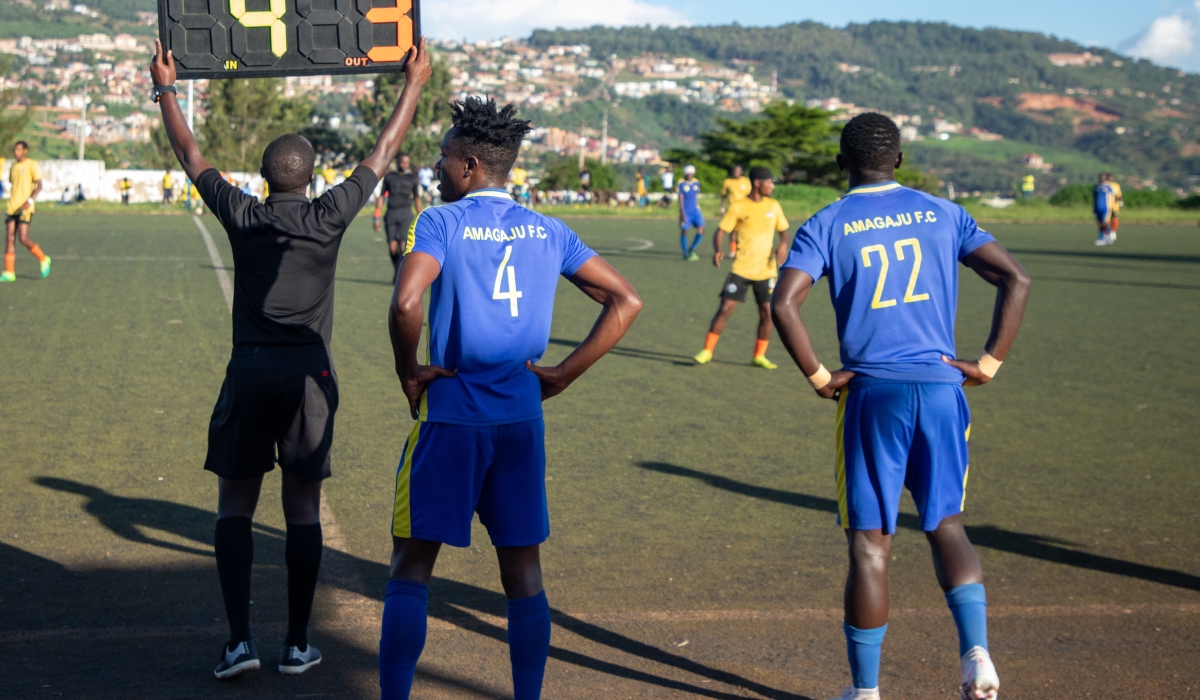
[[680, 208, 705, 231], [391, 418, 549, 547], [835, 379, 971, 534]]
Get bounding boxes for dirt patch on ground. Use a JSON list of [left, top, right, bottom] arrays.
[[1016, 92, 1123, 121], [1151, 107, 1190, 119]]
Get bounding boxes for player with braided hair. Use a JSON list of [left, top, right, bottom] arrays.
[[380, 96, 642, 699]]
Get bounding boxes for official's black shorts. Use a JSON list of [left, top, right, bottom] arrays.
[[720, 273, 775, 304], [385, 212, 414, 245], [204, 345, 339, 482], [6, 211, 33, 225]]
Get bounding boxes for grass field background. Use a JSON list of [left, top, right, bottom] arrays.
[[1, 212, 1198, 699]]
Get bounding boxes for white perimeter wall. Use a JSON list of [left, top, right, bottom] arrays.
[[3, 160, 265, 204]]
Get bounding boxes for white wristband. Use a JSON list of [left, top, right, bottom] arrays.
[[978, 353, 1002, 378], [807, 364, 832, 390]]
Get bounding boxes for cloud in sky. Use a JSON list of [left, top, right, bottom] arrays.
[[1122, 13, 1195, 66], [421, 0, 689, 42]]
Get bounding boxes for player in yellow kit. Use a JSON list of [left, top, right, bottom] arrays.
[[510, 164, 529, 204], [694, 166, 789, 369], [4, 141, 50, 282], [721, 165, 751, 258], [720, 165, 751, 212]]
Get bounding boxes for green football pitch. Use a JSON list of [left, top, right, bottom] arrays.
[[1, 213, 1198, 699]]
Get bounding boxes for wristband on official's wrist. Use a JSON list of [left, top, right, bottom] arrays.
[[151, 84, 177, 103]]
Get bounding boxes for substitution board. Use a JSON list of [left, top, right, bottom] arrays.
[[158, 0, 420, 79]]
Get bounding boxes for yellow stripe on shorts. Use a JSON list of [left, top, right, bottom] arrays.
[[417, 326, 431, 421], [391, 421, 422, 538], [835, 387, 850, 529], [961, 423, 971, 510]]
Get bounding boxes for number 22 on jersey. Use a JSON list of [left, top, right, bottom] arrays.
[[493, 245, 523, 317], [860, 237, 930, 309]]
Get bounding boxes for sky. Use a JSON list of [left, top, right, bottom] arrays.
[[420, 0, 1200, 72]]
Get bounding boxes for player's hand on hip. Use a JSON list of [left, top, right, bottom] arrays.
[[712, 250, 723, 268], [816, 370, 854, 400], [526, 361, 570, 400], [401, 364, 456, 419], [151, 40, 176, 87], [404, 37, 432, 88], [942, 355, 991, 387]]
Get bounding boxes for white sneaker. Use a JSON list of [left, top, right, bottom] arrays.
[[961, 646, 1000, 700], [829, 687, 880, 700], [278, 643, 322, 675], [214, 640, 260, 679], [1094, 239, 1108, 246]]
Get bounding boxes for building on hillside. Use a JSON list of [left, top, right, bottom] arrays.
[[78, 34, 115, 51], [933, 119, 963, 134], [1047, 52, 1104, 67], [113, 34, 139, 51], [1022, 153, 1053, 171], [966, 126, 1003, 141]]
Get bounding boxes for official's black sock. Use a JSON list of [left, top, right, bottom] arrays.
[[284, 523, 323, 648], [214, 516, 254, 644]]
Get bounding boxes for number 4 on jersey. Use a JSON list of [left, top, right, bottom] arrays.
[[493, 245, 522, 317]]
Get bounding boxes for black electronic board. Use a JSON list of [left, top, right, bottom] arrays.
[[158, 0, 420, 79]]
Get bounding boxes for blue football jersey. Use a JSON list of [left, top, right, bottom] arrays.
[[677, 179, 701, 211], [782, 182, 995, 382], [1093, 182, 1113, 217], [407, 189, 596, 425]]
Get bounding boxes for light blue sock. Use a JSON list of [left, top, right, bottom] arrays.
[[680, 233, 689, 257], [508, 591, 551, 700], [844, 621, 887, 689], [689, 233, 704, 254], [380, 579, 429, 699], [945, 583, 988, 656]]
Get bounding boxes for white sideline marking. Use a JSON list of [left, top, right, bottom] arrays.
[[194, 215, 380, 628], [192, 215, 233, 311], [593, 238, 655, 255]]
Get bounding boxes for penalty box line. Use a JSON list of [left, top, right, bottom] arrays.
[[5, 603, 1199, 643]]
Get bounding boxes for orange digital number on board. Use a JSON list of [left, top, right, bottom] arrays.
[[365, 0, 413, 62]]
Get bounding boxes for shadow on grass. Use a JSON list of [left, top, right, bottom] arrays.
[[0, 540, 501, 700], [1008, 249, 1200, 265], [1032, 276, 1200, 291], [25, 477, 811, 700], [548, 337, 695, 366], [635, 461, 1200, 593]]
